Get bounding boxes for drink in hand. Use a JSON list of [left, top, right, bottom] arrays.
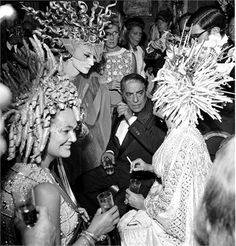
[[18, 202, 37, 227], [97, 191, 114, 213], [129, 179, 141, 194]]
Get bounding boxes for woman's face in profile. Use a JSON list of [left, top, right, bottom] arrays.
[[72, 43, 95, 74], [191, 24, 209, 43], [47, 108, 77, 159], [128, 26, 143, 48], [157, 19, 169, 33]]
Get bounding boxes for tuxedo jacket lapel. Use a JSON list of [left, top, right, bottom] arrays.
[[111, 112, 134, 155], [118, 132, 134, 157], [111, 112, 122, 148], [111, 102, 153, 157]]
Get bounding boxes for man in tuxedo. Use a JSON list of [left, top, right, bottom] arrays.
[[74, 73, 167, 216]]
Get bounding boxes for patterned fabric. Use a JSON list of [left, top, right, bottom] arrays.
[[101, 48, 135, 107], [118, 125, 212, 246], [1, 163, 78, 246]]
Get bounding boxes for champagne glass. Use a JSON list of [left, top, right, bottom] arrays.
[[12, 189, 37, 227]]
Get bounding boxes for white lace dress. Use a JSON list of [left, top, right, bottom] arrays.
[[118, 125, 212, 246]]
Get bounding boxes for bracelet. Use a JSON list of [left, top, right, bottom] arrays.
[[83, 230, 98, 242], [80, 231, 97, 246], [80, 234, 94, 246]]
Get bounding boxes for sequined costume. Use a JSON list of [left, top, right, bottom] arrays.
[[101, 48, 135, 108], [118, 125, 212, 246], [1, 163, 78, 246]]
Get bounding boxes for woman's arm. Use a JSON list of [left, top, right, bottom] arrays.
[[73, 206, 120, 246], [130, 158, 154, 173], [33, 183, 61, 246]]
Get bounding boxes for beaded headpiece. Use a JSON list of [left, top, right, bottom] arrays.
[[152, 33, 235, 127], [3, 35, 88, 164], [22, 1, 117, 61]]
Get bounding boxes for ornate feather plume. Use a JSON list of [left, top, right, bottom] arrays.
[[152, 34, 235, 127]]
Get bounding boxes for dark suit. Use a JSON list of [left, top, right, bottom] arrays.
[[73, 99, 166, 216]]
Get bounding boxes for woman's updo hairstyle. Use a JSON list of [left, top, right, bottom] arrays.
[[187, 6, 226, 36]]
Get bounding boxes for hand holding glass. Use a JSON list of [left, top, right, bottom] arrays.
[[97, 191, 114, 213], [12, 189, 37, 227], [129, 179, 141, 194], [103, 156, 115, 175]]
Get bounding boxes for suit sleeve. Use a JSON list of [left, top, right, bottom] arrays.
[[128, 115, 166, 155], [105, 111, 120, 157]]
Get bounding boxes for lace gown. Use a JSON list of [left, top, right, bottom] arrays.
[[118, 125, 212, 246], [1, 163, 78, 246]]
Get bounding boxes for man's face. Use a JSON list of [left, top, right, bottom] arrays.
[[122, 79, 147, 113]]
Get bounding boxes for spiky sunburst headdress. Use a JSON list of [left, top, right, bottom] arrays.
[[152, 35, 235, 127], [21, 1, 117, 61], [2, 35, 88, 164]]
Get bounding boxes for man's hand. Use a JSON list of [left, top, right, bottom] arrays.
[[117, 102, 133, 121], [15, 206, 56, 246], [110, 80, 121, 92], [101, 151, 115, 175]]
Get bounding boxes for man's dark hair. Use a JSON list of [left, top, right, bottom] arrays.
[[120, 73, 148, 92]]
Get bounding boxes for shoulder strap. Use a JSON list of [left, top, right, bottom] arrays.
[[50, 168, 79, 213]]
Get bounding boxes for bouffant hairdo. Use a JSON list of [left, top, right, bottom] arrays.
[[124, 16, 145, 30]]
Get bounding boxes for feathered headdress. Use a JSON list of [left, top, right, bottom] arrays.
[[2, 35, 88, 164], [21, 1, 117, 61], [152, 33, 235, 127]]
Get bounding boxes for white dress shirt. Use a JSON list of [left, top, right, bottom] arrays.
[[115, 116, 137, 145]]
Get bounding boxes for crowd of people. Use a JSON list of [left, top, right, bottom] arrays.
[[0, 1, 235, 246]]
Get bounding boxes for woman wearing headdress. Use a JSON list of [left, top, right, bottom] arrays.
[[187, 6, 235, 161], [1, 14, 119, 246], [21, 1, 117, 181], [117, 30, 234, 245]]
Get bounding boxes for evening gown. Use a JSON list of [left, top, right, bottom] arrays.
[[118, 125, 212, 246], [1, 163, 79, 246]]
